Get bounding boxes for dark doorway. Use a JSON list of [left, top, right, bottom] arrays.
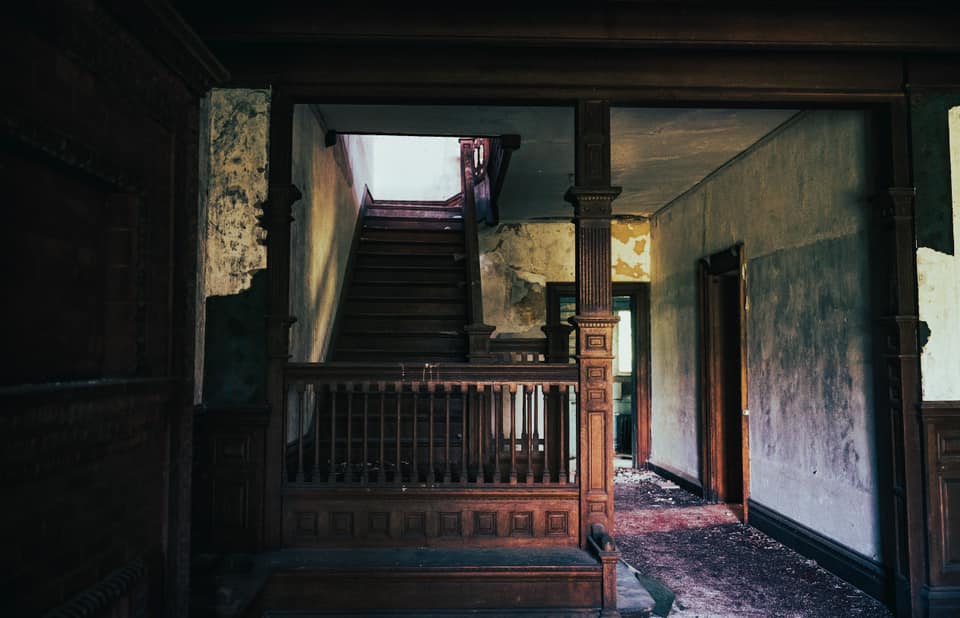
[[698, 245, 749, 521], [546, 282, 651, 468]]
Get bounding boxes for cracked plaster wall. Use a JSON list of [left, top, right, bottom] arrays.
[[479, 220, 649, 338], [916, 105, 960, 401], [650, 111, 879, 559], [200, 88, 271, 405]]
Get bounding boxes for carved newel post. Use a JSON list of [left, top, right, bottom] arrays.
[[566, 100, 621, 556], [567, 99, 621, 618]]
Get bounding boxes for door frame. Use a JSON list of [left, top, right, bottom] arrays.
[[697, 244, 749, 521], [546, 281, 651, 467]]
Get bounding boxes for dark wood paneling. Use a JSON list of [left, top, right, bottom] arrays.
[[193, 406, 268, 553], [922, 401, 960, 616], [282, 488, 579, 548]]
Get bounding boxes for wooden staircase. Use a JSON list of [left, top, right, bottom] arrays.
[[331, 196, 470, 363]]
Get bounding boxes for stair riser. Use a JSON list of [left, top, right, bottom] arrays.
[[337, 336, 466, 353], [350, 286, 465, 300], [361, 229, 464, 244], [344, 301, 466, 315], [366, 206, 463, 219], [352, 269, 465, 285], [342, 317, 467, 331], [358, 242, 463, 256], [356, 254, 462, 268], [364, 219, 464, 232]]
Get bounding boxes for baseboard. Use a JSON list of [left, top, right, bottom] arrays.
[[923, 585, 960, 617], [747, 500, 890, 605], [645, 461, 703, 497]]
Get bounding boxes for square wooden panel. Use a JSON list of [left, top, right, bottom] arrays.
[[474, 511, 498, 536], [546, 512, 568, 537], [403, 512, 426, 537], [939, 431, 960, 459], [587, 366, 606, 380], [331, 512, 353, 537], [439, 512, 462, 537], [588, 389, 606, 402], [510, 511, 533, 536], [586, 334, 606, 349], [213, 480, 247, 529], [295, 511, 317, 536], [215, 435, 248, 464], [369, 512, 390, 536]]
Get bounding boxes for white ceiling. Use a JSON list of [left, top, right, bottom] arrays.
[[317, 104, 797, 220]]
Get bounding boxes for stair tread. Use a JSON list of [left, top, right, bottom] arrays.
[[263, 547, 599, 570]]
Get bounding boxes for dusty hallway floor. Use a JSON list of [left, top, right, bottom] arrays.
[[613, 467, 892, 617]]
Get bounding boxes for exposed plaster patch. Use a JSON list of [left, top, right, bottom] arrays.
[[479, 220, 650, 337], [204, 89, 271, 298], [916, 105, 960, 401]]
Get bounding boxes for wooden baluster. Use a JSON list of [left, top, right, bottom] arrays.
[[378, 382, 386, 484], [559, 384, 568, 484], [443, 385, 452, 483], [509, 384, 518, 484], [493, 384, 502, 484], [312, 384, 321, 482], [395, 381, 403, 485], [542, 384, 552, 483], [476, 384, 485, 485], [345, 382, 353, 483], [427, 384, 436, 484], [460, 383, 468, 485], [361, 382, 369, 484], [328, 384, 337, 483], [526, 384, 534, 484], [295, 382, 305, 482], [412, 382, 420, 484]]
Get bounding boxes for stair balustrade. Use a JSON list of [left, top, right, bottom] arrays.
[[282, 363, 578, 488]]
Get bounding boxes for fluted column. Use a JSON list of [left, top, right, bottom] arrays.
[[567, 100, 621, 557]]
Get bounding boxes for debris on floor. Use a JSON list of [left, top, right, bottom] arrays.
[[614, 468, 892, 617]]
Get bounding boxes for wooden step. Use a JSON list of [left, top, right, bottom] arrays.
[[358, 240, 463, 255], [342, 315, 467, 332], [356, 253, 461, 268], [352, 266, 465, 285], [344, 299, 466, 315], [360, 229, 464, 244], [337, 334, 466, 354], [364, 216, 464, 232], [242, 548, 602, 616], [350, 284, 465, 300], [366, 205, 464, 219]]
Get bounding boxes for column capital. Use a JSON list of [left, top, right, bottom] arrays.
[[564, 186, 622, 218]]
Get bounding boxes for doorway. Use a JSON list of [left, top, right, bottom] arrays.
[[546, 282, 651, 468], [698, 245, 749, 521]]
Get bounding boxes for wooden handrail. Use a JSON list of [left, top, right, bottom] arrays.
[[285, 361, 577, 385], [460, 139, 485, 328]]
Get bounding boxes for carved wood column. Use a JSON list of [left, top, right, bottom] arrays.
[[459, 138, 496, 362], [262, 91, 302, 549], [567, 100, 621, 546], [872, 100, 925, 617]]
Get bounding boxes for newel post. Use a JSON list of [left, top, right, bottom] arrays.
[[567, 100, 621, 550], [459, 138, 496, 362]]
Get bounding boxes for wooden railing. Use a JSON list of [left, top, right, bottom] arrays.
[[283, 363, 578, 487]]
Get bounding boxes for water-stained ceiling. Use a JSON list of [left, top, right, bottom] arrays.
[[317, 104, 797, 220]]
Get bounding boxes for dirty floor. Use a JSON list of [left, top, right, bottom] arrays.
[[614, 467, 893, 617]]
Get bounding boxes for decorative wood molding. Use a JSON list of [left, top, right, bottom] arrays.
[[748, 500, 890, 605]]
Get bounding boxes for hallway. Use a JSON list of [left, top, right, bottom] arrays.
[[614, 469, 891, 617]]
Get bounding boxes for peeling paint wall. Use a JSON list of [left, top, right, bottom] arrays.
[[288, 106, 376, 362], [201, 89, 272, 406], [204, 89, 271, 297], [650, 111, 879, 559], [479, 220, 649, 337], [917, 106, 960, 401]]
